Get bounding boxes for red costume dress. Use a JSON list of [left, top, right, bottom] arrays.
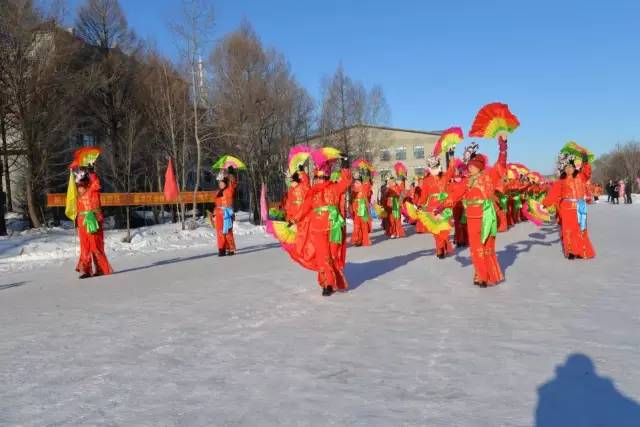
[[212, 176, 237, 254], [290, 169, 352, 291], [447, 149, 506, 286], [414, 179, 427, 234], [350, 180, 372, 246], [419, 163, 456, 257], [284, 174, 310, 221], [384, 181, 405, 238], [542, 164, 596, 259], [76, 173, 112, 276]]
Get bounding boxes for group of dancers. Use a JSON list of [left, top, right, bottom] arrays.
[[65, 103, 596, 292], [255, 103, 597, 295]]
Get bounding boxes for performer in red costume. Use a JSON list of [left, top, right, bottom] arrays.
[[419, 154, 456, 258], [350, 171, 372, 246], [289, 158, 352, 296], [414, 176, 427, 234], [444, 141, 507, 287], [543, 152, 595, 260], [74, 166, 113, 278], [383, 175, 405, 239], [450, 160, 469, 247], [211, 167, 237, 257], [284, 166, 310, 221]]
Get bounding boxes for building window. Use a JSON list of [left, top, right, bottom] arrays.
[[414, 167, 425, 177], [380, 149, 391, 161], [82, 134, 95, 147], [413, 145, 424, 159], [395, 146, 407, 160], [364, 149, 374, 162]]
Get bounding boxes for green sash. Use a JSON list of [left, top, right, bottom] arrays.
[[463, 199, 497, 244], [314, 205, 345, 243], [391, 197, 400, 219], [513, 193, 523, 211], [498, 194, 508, 211], [80, 210, 100, 234], [356, 198, 369, 221]]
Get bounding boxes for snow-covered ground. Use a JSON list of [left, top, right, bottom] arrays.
[[0, 212, 266, 273], [1, 202, 639, 426]]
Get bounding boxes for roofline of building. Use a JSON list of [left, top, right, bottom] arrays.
[[306, 124, 443, 140]]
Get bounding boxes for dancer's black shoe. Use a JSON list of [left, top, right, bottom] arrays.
[[79, 273, 91, 279], [227, 251, 235, 256], [567, 254, 576, 260], [322, 286, 334, 297], [218, 249, 226, 257]]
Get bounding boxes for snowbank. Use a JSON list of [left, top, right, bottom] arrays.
[[0, 212, 267, 272]]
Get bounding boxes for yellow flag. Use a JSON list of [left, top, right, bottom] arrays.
[[65, 170, 78, 221]]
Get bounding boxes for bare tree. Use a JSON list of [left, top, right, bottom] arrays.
[[170, 0, 214, 223], [592, 141, 640, 192], [75, 0, 135, 52], [319, 65, 390, 160], [0, 0, 83, 227], [142, 51, 191, 228], [209, 22, 313, 223]]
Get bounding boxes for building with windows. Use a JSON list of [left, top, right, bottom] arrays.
[[306, 124, 443, 197]]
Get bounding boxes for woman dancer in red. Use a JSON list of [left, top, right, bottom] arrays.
[[542, 152, 595, 260], [74, 165, 113, 278], [212, 168, 237, 257], [289, 158, 352, 296]]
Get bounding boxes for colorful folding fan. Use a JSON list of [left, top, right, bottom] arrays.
[[404, 201, 419, 222], [311, 147, 342, 167], [521, 199, 551, 227], [469, 103, 520, 139], [212, 155, 247, 170], [560, 141, 595, 163], [69, 147, 101, 169], [352, 158, 376, 175], [433, 127, 464, 156], [288, 145, 312, 174], [417, 211, 452, 234], [373, 203, 387, 219], [394, 162, 407, 178], [269, 220, 297, 244]]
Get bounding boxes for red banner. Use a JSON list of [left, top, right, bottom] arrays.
[[46, 191, 217, 207]]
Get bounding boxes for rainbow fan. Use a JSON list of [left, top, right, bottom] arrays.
[[373, 203, 387, 219], [212, 155, 247, 170], [288, 145, 312, 174], [404, 201, 419, 222], [469, 103, 520, 139], [417, 211, 452, 234], [270, 220, 297, 244], [70, 147, 101, 169], [394, 162, 407, 178], [311, 147, 342, 167], [433, 127, 464, 156], [560, 141, 595, 163], [521, 199, 551, 227]]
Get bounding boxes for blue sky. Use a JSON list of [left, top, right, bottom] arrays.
[[65, 0, 639, 172]]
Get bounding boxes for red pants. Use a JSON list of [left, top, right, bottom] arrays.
[[453, 205, 468, 246], [467, 217, 504, 286], [351, 215, 371, 246], [558, 207, 595, 259], [497, 209, 508, 232], [214, 212, 236, 252], [76, 226, 112, 276], [434, 230, 453, 256], [388, 215, 405, 238], [315, 231, 348, 290]]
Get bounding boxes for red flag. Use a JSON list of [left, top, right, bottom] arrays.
[[163, 158, 179, 202]]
